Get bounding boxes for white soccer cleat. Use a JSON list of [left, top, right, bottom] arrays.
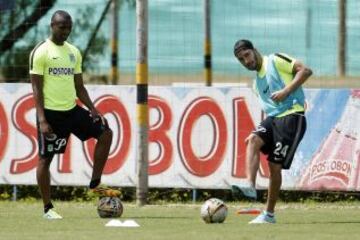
[[43, 209, 63, 220], [249, 211, 276, 224]]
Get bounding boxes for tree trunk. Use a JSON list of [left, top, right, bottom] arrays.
[[0, 0, 57, 54]]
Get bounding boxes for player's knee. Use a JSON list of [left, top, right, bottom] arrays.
[[269, 162, 282, 177], [38, 156, 53, 168], [247, 134, 263, 148]]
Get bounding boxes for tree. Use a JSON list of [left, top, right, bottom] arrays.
[[0, 0, 56, 54], [0, 0, 56, 82], [0, 0, 135, 83]]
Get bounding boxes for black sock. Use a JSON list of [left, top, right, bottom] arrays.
[[44, 202, 54, 213], [89, 179, 101, 189]]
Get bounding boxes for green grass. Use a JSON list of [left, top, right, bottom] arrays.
[[1, 201, 360, 240]]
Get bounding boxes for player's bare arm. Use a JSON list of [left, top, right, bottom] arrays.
[[74, 74, 104, 121], [30, 73, 53, 135], [74, 73, 96, 111], [271, 61, 312, 102]]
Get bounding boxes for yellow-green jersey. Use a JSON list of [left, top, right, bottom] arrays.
[[29, 39, 82, 111]]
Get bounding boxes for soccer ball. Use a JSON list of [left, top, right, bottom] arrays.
[[200, 198, 228, 223], [97, 197, 123, 218]]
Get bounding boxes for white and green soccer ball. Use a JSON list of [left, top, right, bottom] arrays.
[[200, 198, 228, 223]]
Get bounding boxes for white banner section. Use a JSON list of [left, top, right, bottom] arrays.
[[0, 83, 269, 189]]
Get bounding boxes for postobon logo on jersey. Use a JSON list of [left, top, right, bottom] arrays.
[[49, 67, 74, 75]]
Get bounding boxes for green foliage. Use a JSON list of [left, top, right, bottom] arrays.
[[0, 1, 113, 82], [0, 0, 38, 40], [0, 0, 40, 82], [69, 6, 107, 72], [1, 45, 35, 82], [0, 0, 138, 82], [1, 185, 360, 203], [121, 0, 136, 8]]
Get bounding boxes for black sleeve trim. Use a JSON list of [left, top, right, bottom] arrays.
[[275, 53, 292, 63], [30, 41, 46, 70]]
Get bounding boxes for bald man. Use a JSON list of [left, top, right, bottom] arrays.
[[29, 10, 119, 219]]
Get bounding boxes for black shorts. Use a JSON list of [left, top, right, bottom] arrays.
[[253, 112, 306, 169], [37, 105, 109, 158]]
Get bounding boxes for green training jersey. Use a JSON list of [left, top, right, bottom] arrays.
[[29, 39, 82, 111], [254, 53, 305, 117]]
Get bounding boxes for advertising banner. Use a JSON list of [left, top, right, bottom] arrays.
[[0, 84, 358, 191]]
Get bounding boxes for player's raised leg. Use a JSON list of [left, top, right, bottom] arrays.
[[89, 128, 121, 197], [232, 133, 264, 200], [91, 128, 112, 184]]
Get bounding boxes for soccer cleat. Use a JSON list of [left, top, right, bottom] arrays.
[[43, 209, 63, 220], [249, 211, 276, 224], [231, 184, 257, 200], [89, 185, 121, 197]]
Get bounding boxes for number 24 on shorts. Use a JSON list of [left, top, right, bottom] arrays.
[[273, 142, 289, 158]]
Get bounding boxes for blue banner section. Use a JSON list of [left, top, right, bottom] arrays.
[[300, 89, 349, 163], [288, 89, 350, 181]]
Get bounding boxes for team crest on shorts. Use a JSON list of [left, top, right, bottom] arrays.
[[69, 53, 76, 63], [255, 126, 266, 133]]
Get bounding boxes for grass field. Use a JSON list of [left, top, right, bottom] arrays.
[[1, 201, 360, 240]]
